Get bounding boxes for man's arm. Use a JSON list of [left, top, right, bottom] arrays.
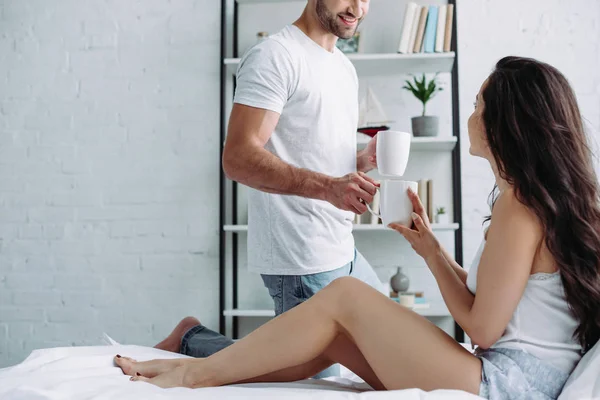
[[223, 104, 379, 214]]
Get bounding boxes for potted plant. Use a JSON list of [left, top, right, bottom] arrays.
[[403, 73, 443, 137], [435, 207, 449, 224]]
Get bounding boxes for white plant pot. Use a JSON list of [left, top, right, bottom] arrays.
[[435, 214, 449, 224]]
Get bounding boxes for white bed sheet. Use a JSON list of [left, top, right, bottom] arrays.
[[0, 344, 483, 400]]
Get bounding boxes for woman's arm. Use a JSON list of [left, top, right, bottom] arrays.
[[392, 190, 542, 348], [440, 246, 468, 284]]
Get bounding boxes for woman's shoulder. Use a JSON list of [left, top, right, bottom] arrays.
[[495, 188, 532, 216], [490, 188, 543, 238]]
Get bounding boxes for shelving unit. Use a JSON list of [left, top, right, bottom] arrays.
[[220, 0, 463, 340]]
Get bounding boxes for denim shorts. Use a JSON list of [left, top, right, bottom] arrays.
[[180, 248, 384, 378], [477, 348, 570, 400]]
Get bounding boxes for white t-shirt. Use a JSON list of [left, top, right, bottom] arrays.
[[233, 25, 359, 275]]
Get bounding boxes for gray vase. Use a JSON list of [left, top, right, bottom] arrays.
[[390, 267, 410, 293], [411, 116, 439, 137]]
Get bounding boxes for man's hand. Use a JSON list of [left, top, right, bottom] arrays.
[[357, 134, 378, 173], [325, 172, 379, 214]]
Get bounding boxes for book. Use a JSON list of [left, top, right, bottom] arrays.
[[443, 4, 454, 52], [435, 5, 447, 53], [390, 291, 425, 299], [397, 2, 419, 54], [370, 190, 381, 225], [412, 6, 429, 53], [427, 179, 434, 223], [422, 6, 438, 53], [407, 5, 422, 54]]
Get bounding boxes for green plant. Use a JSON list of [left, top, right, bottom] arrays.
[[402, 73, 443, 116], [436, 207, 446, 215]]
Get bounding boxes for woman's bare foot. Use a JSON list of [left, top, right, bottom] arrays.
[[129, 359, 216, 389], [114, 355, 184, 378], [154, 316, 201, 353]]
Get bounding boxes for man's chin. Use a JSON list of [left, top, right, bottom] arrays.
[[337, 29, 357, 40]]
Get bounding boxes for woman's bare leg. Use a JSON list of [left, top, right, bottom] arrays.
[[237, 332, 385, 390], [117, 330, 384, 389], [121, 277, 481, 393]]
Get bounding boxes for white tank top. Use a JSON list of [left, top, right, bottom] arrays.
[[466, 240, 582, 373]]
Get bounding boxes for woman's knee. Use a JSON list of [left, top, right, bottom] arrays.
[[321, 276, 367, 312], [327, 276, 362, 294]]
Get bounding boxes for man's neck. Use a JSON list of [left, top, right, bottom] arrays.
[[293, 8, 338, 53]]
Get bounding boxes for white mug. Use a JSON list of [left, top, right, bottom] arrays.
[[377, 130, 411, 177], [367, 180, 418, 227]]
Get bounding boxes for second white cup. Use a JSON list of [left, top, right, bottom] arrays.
[[367, 180, 418, 227]]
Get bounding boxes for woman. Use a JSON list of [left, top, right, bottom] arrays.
[[115, 57, 600, 399]]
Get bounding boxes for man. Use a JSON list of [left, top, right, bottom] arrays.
[[156, 0, 381, 377]]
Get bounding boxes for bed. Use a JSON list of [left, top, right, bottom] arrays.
[[0, 337, 597, 399], [0, 340, 482, 400]]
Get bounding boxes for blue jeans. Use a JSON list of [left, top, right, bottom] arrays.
[[180, 248, 384, 378]]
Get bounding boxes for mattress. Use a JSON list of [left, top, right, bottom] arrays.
[[0, 343, 483, 400]]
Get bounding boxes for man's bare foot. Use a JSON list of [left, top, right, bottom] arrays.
[[114, 355, 184, 378], [154, 316, 201, 353]]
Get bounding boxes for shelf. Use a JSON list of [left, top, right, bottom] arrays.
[[224, 302, 450, 318], [223, 309, 275, 317], [224, 223, 459, 232], [223, 135, 457, 152], [353, 223, 458, 231], [357, 134, 457, 151], [225, 52, 455, 77], [411, 302, 451, 317]]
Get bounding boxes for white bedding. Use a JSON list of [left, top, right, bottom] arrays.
[[0, 344, 483, 400]]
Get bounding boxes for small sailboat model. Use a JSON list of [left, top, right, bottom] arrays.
[[357, 87, 393, 137]]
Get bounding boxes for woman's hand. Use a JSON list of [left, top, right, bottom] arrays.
[[389, 188, 440, 261], [407, 187, 431, 230]]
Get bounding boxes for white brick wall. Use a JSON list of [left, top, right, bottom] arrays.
[[1, 0, 598, 369], [0, 0, 220, 367], [457, 0, 600, 264]]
